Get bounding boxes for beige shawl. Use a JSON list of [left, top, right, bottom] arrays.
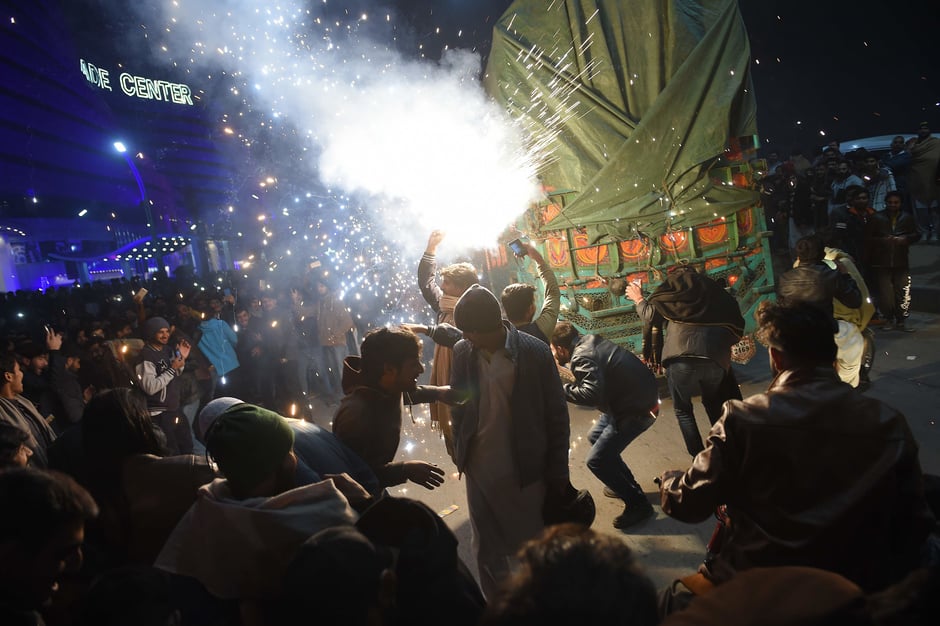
[[429, 295, 459, 459]]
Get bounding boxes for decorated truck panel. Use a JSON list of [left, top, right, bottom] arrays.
[[482, 0, 774, 359]]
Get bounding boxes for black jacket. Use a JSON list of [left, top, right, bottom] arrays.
[[777, 263, 862, 319], [564, 333, 658, 420], [866, 211, 921, 268], [49, 351, 85, 432]]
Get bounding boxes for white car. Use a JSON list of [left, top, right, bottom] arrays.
[[825, 135, 913, 160]]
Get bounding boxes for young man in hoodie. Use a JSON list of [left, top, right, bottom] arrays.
[[332, 327, 448, 491]]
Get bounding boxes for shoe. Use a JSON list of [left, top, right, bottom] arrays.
[[603, 486, 620, 499], [612, 501, 655, 530], [895, 323, 915, 333], [880, 323, 895, 332]]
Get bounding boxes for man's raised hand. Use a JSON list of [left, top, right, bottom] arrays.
[[45, 327, 63, 351]]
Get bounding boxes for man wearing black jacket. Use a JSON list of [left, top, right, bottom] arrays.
[[627, 268, 745, 457], [332, 327, 447, 491], [552, 322, 659, 530], [778, 236, 862, 318], [777, 235, 864, 387], [135, 317, 193, 454], [867, 191, 921, 331], [48, 343, 87, 433]]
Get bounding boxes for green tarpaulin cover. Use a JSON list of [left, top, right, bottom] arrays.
[[484, 0, 759, 241]]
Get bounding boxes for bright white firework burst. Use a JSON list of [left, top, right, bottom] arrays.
[[156, 0, 543, 251]]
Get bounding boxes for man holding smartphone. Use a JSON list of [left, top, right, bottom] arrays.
[[135, 317, 193, 454], [500, 240, 560, 345]]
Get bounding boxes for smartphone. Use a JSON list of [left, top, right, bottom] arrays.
[[507, 238, 527, 257], [223, 288, 232, 297]]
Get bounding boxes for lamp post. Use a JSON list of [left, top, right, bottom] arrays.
[[114, 141, 159, 270], [114, 141, 154, 232]]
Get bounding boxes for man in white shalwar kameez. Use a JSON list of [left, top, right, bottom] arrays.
[[449, 285, 571, 598]]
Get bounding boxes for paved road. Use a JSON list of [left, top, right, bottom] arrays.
[[307, 306, 939, 590]]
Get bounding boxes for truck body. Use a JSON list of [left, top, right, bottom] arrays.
[[482, 0, 774, 359]]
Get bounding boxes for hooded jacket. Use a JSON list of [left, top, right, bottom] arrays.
[[197, 318, 239, 377], [155, 478, 357, 599], [332, 356, 440, 488]]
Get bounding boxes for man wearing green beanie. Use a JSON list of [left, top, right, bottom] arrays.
[[155, 402, 365, 601], [203, 403, 296, 498]]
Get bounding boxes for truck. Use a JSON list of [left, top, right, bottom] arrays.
[[481, 0, 775, 364]]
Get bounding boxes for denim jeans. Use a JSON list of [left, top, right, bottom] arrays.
[[322, 344, 348, 398], [586, 412, 655, 506], [667, 358, 735, 457]]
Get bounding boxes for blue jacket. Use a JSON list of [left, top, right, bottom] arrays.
[[289, 419, 380, 496], [450, 322, 570, 489], [197, 318, 239, 377]]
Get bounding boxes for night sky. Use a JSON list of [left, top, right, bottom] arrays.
[[58, 0, 940, 158], [738, 0, 938, 150], [396, 0, 939, 151]]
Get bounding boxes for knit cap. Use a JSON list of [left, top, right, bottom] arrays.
[[205, 403, 295, 491], [142, 317, 170, 340], [453, 284, 502, 333], [197, 397, 245, 441]]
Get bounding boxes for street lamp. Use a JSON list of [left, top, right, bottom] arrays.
[[113, 141, 151, 229], [114, 141, 160, 273]]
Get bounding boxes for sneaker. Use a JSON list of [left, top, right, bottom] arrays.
[[880, 323, 895, 332], [612, 501, 655, 530], [895, 322, 915, 333], [603, 486, 620, 499]]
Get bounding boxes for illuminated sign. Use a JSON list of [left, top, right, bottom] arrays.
[[80, 59, 193, 106]]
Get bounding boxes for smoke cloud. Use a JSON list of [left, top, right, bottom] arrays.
[[149, 0, 540, 254]]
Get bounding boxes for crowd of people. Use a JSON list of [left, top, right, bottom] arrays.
[[762, 122, 939, 332], [1, 142, 939, 623]]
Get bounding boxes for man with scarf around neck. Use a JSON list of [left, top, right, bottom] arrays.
[[500, 242, 561, 345], [332, 327, 448, 492], [417, 230, 479, 459], [657, 302, 933, 599], [1, 351, 56, 469]]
